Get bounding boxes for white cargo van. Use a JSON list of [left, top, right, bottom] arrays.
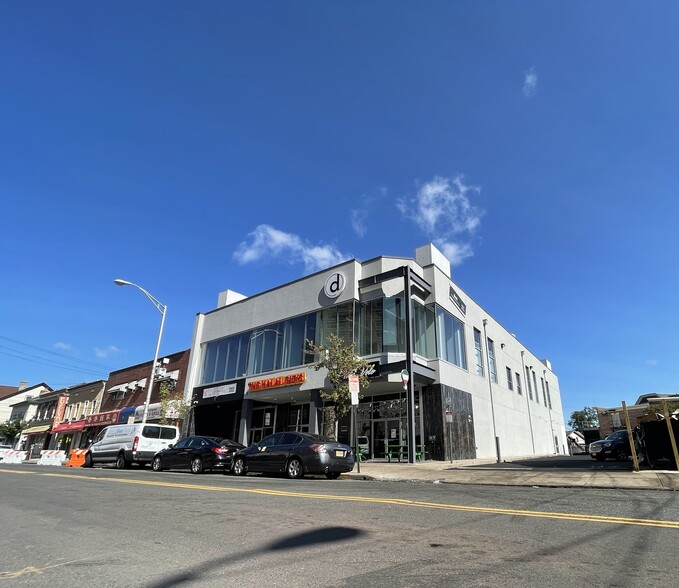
[[84, 423, 179, 469]]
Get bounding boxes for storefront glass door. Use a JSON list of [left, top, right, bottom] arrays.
[[373, 418, 402, 458], [249, 406, 276, 445]]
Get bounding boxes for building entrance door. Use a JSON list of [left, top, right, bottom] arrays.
[[373, 418, 402, 459], [249, 406, 276, 445]]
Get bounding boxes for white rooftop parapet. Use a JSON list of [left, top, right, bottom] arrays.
[[415, 243, 451, 278], [217, 289, 247, 308]]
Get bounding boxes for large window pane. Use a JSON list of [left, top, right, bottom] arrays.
[[383, 297, 405, 353], [435, 307, 467, 369]]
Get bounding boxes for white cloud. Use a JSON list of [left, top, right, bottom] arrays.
[[351, 209, 368, 237], [95, 345, 120, 359], [523, 66, 538, 98], [398, 175, 483, 266], [233, 225, 351, 273], [645, 359, 658, 366], [351, 186, 387, 238], [54, 342, 72, 351]]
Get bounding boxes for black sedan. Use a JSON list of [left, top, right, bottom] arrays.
[[152, 436, 244, 474], [231, 432, 354, 479]]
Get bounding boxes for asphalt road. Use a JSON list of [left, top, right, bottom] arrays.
[[1, 464, 678, 587]]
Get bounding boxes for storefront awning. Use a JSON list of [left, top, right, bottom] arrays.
[[84, 410, 120, 427], [22, 424, 51, 435], [52, 420, 87, 434]]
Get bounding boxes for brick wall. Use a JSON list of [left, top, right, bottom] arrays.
[[99, 349, 190, 414]]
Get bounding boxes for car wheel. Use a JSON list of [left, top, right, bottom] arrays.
[[152, 456, 163, 472], [595, 454, 606, 462], [190, 457, 204, 474], [286, 457, 304, 479], [614, 447, 629, 461], [232, 457, 247, 476], [83, 453, 93, 468], [116, 453, 129, 469], [325, 472, 341, 480]]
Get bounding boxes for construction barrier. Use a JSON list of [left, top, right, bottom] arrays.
[[66, 449, 87, 467], [37, 450, 68, 466], [1, 450, 28, 464]]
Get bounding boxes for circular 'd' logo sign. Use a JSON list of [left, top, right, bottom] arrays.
[[323, 272, 346, 298]]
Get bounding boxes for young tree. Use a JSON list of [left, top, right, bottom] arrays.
[[158, 380, 189, 426], [308, 334, 371, 436], [568, 407, 599, 430], [0, 419, 28, 445]]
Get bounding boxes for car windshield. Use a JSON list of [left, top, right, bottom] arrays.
[[607, 431, 627, 440]]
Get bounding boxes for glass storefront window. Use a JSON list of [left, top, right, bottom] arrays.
[[414, 303, 436, 358], [436, 307, 468, 369], [201, 312, 318, 385]]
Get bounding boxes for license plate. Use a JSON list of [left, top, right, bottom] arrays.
[[335, 450, 344, 457]]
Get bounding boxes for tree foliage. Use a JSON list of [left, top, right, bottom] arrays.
[[307, 334, 371, 419], [0, 419, 28, 443], [568, 406, 599, 430], [158, 380, 189, 425]]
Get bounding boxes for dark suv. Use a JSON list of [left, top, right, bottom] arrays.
[[589, 430, 631, 461]]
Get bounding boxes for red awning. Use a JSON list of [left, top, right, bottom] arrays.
[[52, 420, 87, 434], [84, 410, 120, 427]]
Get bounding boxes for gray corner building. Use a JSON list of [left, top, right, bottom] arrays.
[[183, 244, 567, 463]]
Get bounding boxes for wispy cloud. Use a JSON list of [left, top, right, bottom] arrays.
[[523, 66, 538, 98], [351, 186, 387, 238], [95, 345, 120, 359], [54, 342, 72, 351], [397, 175, 483, 266], [645, 359, 658, 366], [233, 225, 351, 273]]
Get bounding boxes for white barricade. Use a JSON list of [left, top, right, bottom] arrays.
[[1, 450, 28, 464], [37, 450, 68, 466]]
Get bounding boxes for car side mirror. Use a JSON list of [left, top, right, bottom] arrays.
[[168, 444, 174, 449]]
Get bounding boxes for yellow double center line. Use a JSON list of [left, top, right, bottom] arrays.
[[3, 468, 679, 529]]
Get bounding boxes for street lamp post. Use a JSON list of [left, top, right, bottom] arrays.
[[114, 279, 167, 424]]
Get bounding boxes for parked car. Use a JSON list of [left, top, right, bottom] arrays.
[[84, 423, 179, 468], [589, 430, 632, 461], [152, 436, 244, 474], [231, 432, 355, 479]]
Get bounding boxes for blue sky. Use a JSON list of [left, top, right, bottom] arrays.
[[1, 2, 678, 420]]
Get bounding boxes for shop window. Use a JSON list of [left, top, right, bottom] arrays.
[[474, 329, 484, 377], [435, 307, 467, 369], [356, 298, 383, 356], [413, 303, 436, 359], [532, 371, 539, 403], [287, 404, 310, 432], [383, 297, 405, 353], [487, 339, 498, 383], [201, 312, 318, 384]]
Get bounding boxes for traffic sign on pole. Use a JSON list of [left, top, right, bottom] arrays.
[[349, 374, 360, 405]]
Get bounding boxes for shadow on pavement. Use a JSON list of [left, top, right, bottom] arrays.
[[458, 455, 633, 471]]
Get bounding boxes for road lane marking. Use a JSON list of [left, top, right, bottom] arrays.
[[2, 468, 678, 529]]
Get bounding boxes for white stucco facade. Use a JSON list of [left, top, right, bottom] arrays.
[[184, 244, 567, 462]]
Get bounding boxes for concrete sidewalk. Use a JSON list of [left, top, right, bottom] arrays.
[[343, 458, 679, 491]]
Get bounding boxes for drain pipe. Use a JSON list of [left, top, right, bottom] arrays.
[[482, 319, 501, 463]]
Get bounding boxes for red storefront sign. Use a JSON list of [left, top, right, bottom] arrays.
[[84, 410, 120, 427], [248, 372, 306, 392], [52, 420, 87, 434], [52, 395, 68, 429]]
